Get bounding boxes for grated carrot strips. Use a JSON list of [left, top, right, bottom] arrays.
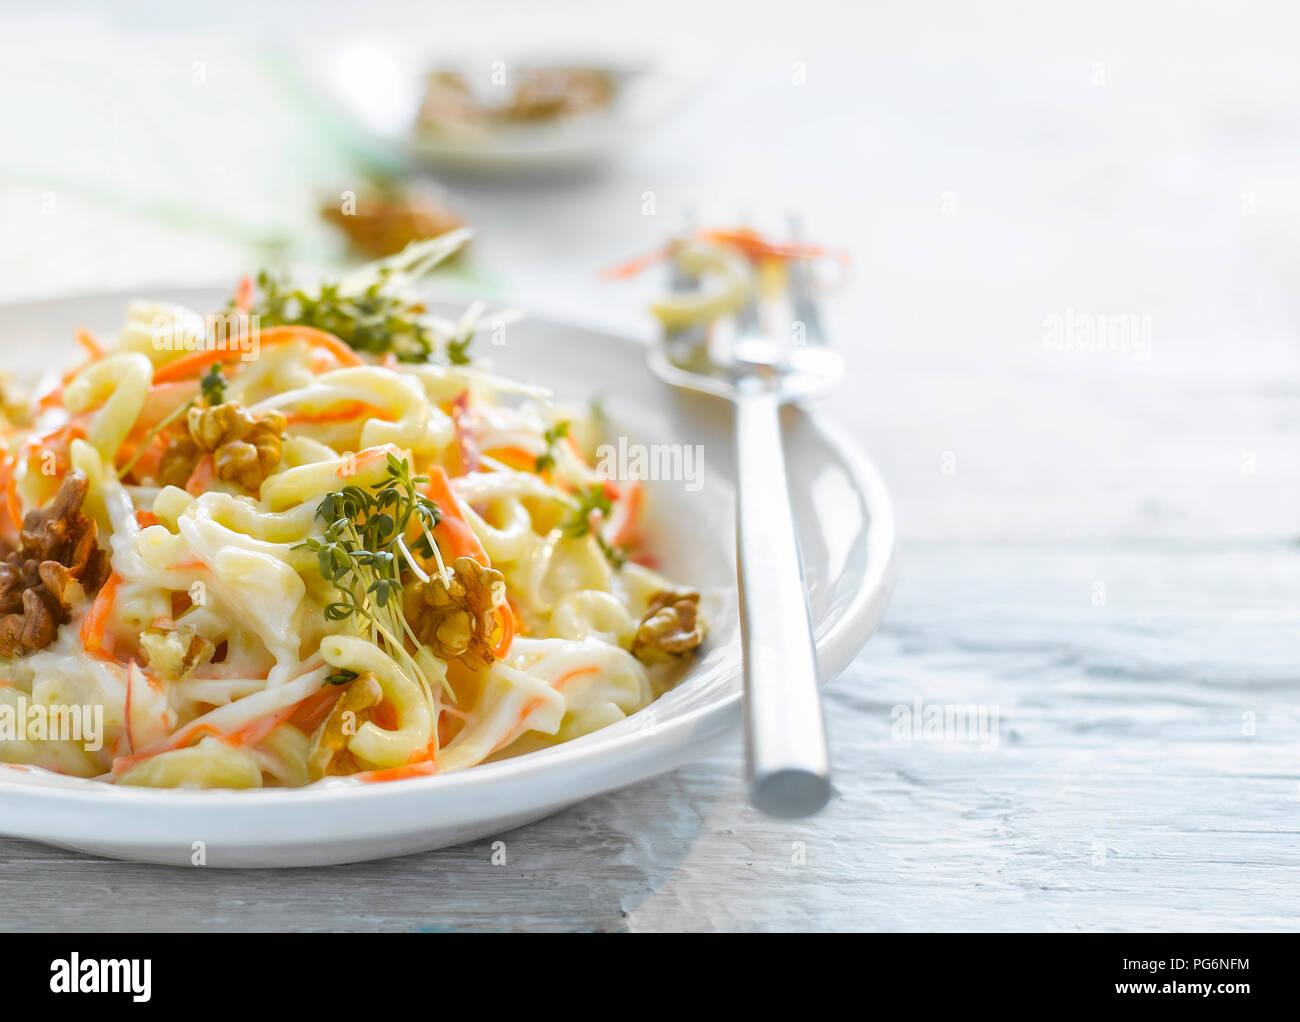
[[80, 572, 122, 655]]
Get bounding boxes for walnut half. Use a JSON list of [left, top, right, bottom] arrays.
[[140, 625, 215, 680], [632, 588, 704, 664], [307, 671, 385, 780], [159, 402, 286, 492], [404, 556, 506, 671], [0, 469, 111, 659]]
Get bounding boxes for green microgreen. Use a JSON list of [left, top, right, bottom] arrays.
[[562, 483, 625, 569], [296, 455, 449, 705], [238, 231, 474, 364], [247, 271, 437, 362], [199, 363, 226, 406], [535, 421, 570, 473], [446, 335, 473, 365]]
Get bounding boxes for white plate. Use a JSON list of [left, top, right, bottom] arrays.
[[0, 288, 896, 867]]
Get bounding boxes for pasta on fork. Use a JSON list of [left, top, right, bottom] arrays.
[[0, 233, 704, 788]]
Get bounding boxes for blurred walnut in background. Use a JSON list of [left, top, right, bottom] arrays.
[[415, 66, 616, 135], [321, 183, 465, 259]]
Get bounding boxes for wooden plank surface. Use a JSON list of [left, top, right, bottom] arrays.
[[3, 543, 1297, 932]]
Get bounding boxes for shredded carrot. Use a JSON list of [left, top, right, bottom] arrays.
[[20, 415, 90, 481], [334, 443, 402, 478], [289, 686, 343, 733], [110, 657, 330, 769], [357, 761, 437, 783], [35, 383, 64, 410], [697, 227, 847, 263], [371, 700, 400, 732], [117, 430, 170, 482], [184, 454, 215, 496], [284, 400, 391, 426], [137, 381, 197, 428], [80, 572, 122, 655], [422, 465, 488, 565], [0, 458, 22, 532], [135, 510, 160, 529], [112, 676, 320, 776], [492, 665, 599, 756], [564, 433, 589, 467], [54, 332, 107, 390], [506, 595, 527, 638], [110, 725, 217, 774], [150, 324, 363, 384], [437, 711, 462, 747], [233, 275, 254, 312], [481, 446, 536, 473], [599, 227, 849, 281], [491, 602, 514, 659], [222, 702, 299, 748], [606, 479, 643, 548], [599, 244, 671, 281], [149, 347, 249, 384], [451, 390, 479, 476], [242, 325, 367, 370], [123, 659, 146, 753], [75, 328, 105, 360], [556, 665, 600, 689]]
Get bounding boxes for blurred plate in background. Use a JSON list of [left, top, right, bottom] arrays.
[[302, 40, 703, 173]]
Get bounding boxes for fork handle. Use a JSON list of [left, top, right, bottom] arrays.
[[734, 388, 831, 817]]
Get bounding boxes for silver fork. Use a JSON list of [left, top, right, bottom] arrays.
[[649, 218, 844, 817]]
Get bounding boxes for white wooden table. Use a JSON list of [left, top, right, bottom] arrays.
[[1, 2, 1298, 931]]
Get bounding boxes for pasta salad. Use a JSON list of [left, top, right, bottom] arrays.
[[0, 232, 704, 788]]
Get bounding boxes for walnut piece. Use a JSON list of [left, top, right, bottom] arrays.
[[404, 556, 506, 670], [158, 402, 286, 491], [416, 67, 615, 132], [307, 671, 385, 780], [506, 68, 615, 121], [0, 469, 111, 658], [321, 188, 465, 259], [156, 433, 199, 489], [632, 587, 704, 664], [139, 625, 214, 680]]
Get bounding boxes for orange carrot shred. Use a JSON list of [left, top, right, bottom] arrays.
[[357, 761, 437, 783], [151, 325, 363, 384], [233, 275, 254, 312], [423, 465, 488, 565], [184, 454, 215, 496], [491, 603, 514, 659], [75, 328, 105, 360], [80, 572, 122, 654]]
